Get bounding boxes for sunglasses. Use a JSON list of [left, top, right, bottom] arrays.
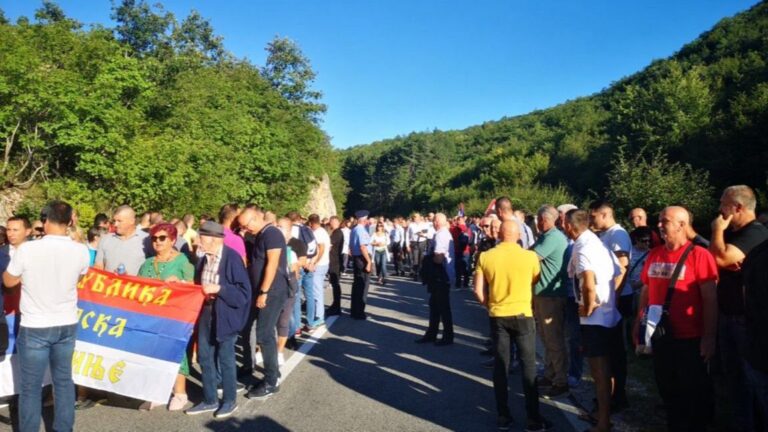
[[151, 235, 169, 242], [481, 225, 490, 228], [34, 227, 44, 232]]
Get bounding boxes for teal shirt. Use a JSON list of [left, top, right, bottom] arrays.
[[531, 227, 568, 297]]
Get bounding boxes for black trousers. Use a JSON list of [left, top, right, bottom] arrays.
[[410, 241, 427, 275], [424, 282, 453, 340], [351, 256, 370, 318], [492, 316, 541, 422], [391, 243, 404, 274], [328, 267, 342, 310], [256, 286, 288, 386], [653, 337, 713, 432]]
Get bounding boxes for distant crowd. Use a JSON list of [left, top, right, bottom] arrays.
[[2, 184, 768, 432]]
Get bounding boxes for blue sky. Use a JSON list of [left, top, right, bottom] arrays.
[[2, 1, 760, 148]]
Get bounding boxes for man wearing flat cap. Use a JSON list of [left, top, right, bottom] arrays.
[[186, 221, 251, 418], [350, 210, 373, 319]]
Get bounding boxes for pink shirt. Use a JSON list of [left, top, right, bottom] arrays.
[[224, 228, 246, 260]]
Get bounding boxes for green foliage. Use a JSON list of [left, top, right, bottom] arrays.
[[0, 3, 344, 220], [342, 2, 768, 217], [606, 148, 715, 223]]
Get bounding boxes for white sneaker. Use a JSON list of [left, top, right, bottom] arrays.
[[255, 351, 264, 366], [277, 352, 285, 366]]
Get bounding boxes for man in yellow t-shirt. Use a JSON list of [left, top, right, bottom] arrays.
[[474, 221, 551, 432]]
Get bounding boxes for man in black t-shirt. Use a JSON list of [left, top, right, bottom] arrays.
[[327, 216, 344, 316], [710, 185, 768, 431], [238, 207, 288, 400]]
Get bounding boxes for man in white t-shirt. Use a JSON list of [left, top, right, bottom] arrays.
[[564, 209, 621, 432], [308, 214, 331, 328], [3, 200, 90, 432], [589, 200, 632, 411], [415, 213, 455, 345]]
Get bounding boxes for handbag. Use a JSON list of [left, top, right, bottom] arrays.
[[651, 243, 695, 345]]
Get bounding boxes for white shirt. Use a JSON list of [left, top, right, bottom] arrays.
[[341, 227, 351, 255], [7, 235, 90, 328], [568, 230, 621, 327], [390, 225, 405, 247], [598, 224, 633, 296], [431, 227, 455, 283], [313, 227, 331, 266]]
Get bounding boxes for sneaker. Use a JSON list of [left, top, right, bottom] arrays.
[[525, 418, 553, 432], [497, 416, 513, 431], [544, 384, 569, 399], [168, 393, 188, 411], [217, 383, 246, 398], [214, 401, 238, 419], [325, 307, 341, 317], [277, 352, 286, 367], [245, 382, 280, 400], [185, 401, 218, 416], [255, 351, 264, 366], [567, 375, 581, 388]]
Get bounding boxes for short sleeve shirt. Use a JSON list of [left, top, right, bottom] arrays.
[[568, 230, 621, 327], [95, 229, 149, 275], [313, 227, 331, 266], [641, 242, 718, 338], [718, 220, 768, 315], [598, 224, 633, 296], [432, 227, 455, 283], [350, 224, 370, 257], [250, 225, 288, 293], [532, 227, 568, 297], [224, 228, 247, 260], [476, 242, 540, 317]]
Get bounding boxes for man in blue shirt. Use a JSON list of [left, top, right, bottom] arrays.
[[350, 210, 372, 320]]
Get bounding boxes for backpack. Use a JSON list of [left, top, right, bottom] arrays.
[[296, 224, 318, 258]]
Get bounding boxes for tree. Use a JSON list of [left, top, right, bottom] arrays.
[[171, 10, 227, 62], [262, 36, 326, 122], [111, 0, 173, 56]]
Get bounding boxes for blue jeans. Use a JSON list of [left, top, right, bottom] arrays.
[[312, 265, 329, 325], [301, 269, 315, 326], [198, 305, 237, 405], [374, 250, 388, 279], [565, 295, 583, 379], [18, 324, 77, 432]]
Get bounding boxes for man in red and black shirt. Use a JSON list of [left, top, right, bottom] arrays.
[[450, 216, 472, 289], [635, 206, 718, 432]]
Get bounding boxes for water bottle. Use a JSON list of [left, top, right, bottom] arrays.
[[116, 263, 126, 275]]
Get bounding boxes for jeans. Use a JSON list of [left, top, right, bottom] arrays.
[[565, 295, 583, 379], [239, 307, 258, 372], [534, 296, 568, 387], [454, 253, 470, 287], [198, 305, 237, 405], [374, 250, 388, 279], [301, 268, 315, 327], [18, 324, 77, 432], [425, 282, 453, 340], [351, 256, 370, 318], [311, 264, 329, 325], [491, 316, 541, 422], [653, 337, 713, 431], [719, 313, 753, 431], [257, 286, 288, 386]]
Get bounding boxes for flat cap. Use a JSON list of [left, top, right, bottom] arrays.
[[198, 220, 225, 238]]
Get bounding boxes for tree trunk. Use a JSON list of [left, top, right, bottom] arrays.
[[0, 187, 26, 225]]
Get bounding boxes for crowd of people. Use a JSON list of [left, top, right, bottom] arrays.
[[1, 184, 768, 431]]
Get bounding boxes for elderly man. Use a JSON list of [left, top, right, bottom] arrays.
[[237, 207, 290, 400], [635, 206, 718, 431], [349, 210, 373, 319], [415, 213, 455, 346], [474, 221, 552, 431], [564, 209, 621, 432], [710, 185, 768, 431], [531, 205, 569, 399], [94, 205, 151, 275], [3, 201, 90, 432], [186, 221, 251, 418]]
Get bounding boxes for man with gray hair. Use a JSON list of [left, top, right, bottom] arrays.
[[531, 205, 570, 399], [710, 185, 768, 431], [94, 205, 151, 275]]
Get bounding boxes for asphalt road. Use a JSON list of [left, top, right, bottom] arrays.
[[1, 272, 583, 432]]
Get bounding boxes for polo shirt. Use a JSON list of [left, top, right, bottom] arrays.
[[6, 235, 90, 328], [532, 227, 568, 297], [350, 224, 370, 257], [476, 242, 540, 318], [95, 229, 150, 275]]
